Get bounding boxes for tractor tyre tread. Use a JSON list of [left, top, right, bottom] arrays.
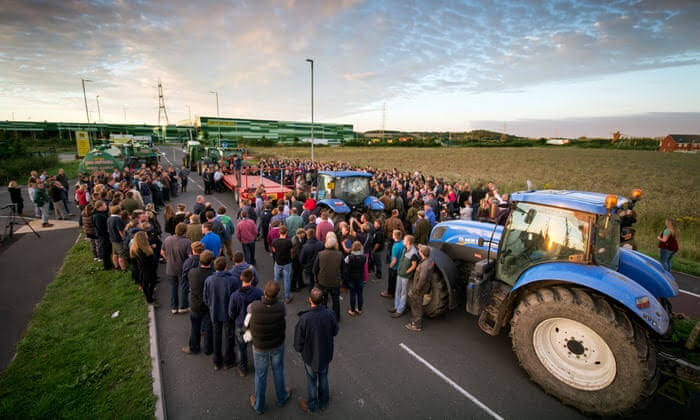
[[509, 286, 656, 416]]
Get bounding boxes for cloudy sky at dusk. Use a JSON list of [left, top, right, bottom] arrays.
[[1, 0, 699, 137]]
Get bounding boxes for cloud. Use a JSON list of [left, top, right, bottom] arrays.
[[0, 0, 698, 127], [343, 72, 377, 81]]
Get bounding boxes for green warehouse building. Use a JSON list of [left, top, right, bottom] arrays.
[[197, 116, 353, 145]]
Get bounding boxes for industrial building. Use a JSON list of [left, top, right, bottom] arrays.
[[0, 117, 354, 145], [197, 116, 353, 145]]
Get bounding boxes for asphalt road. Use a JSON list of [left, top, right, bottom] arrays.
[[153, 146, 697, 419]]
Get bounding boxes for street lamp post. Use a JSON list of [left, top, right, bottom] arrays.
[[209, 91, 220, 116], [305, 58, 314, 162], [96, 95, 102, 122], [209, 90, 220, 141], [81, 79, 92, 123]]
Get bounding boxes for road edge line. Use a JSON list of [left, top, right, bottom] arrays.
[[399, 342, 504, 420], [148, 304, 167, 420], [679, 289, 700, 298]]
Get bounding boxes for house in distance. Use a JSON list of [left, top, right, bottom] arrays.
[[659, 134, 700, 152]]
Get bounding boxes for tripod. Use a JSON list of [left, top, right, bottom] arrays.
[[1, 203, 40, 242]]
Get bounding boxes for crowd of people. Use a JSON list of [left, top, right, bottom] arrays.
[[5, 153, 683, 414]]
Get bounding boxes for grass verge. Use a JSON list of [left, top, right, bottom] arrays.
[[46, 159, 80, 181], [0, 238, 155, 418]]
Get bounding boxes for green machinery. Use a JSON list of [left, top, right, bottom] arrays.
[[183, 140, 246, 174], [79, 141, 160, 174]]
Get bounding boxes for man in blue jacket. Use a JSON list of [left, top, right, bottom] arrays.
[[229, 251, 259, 287], [294, 288, 339, 413], [203, 256, 240, 370], [228, 268, 263, 377]]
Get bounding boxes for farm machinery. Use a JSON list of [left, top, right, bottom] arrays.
[[313, 171, 384, 221], [183, 139, 247, 175], [425, 189, 698, 415], [79, 140, 160, 174]]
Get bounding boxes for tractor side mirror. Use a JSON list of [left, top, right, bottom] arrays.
[[524, 208, 537, 224]]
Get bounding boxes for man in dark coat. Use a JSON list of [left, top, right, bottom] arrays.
[[92, 200, 112, 270], [248, 281, 292, 414], [405, 245, 434, 332], [228, 268, 263, 377], [203, 256, 240, 369], [299, 228, 323, 292], [294, 288, 339, 413], [413, 211, 431, 245], [312, 235, 343, 321], [183, 250, 214, 355]]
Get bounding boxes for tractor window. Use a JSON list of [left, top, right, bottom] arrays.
[[496, 203, 593, 285], [593, 214, 620, 270], [334, 176, 370, 207], [317, 175, 331, 200]]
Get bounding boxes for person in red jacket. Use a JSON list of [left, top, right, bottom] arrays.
[[657, 218, 680, 272], [236, 210, 258, 265]]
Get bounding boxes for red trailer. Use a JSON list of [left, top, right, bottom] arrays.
[[223, 168, 296, 205]]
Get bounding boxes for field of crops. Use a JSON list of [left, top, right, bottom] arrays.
[[251, 146, 698, 266]]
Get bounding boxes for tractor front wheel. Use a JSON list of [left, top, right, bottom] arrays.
[[510, 286, 657, 416]]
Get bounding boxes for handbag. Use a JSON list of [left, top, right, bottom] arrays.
[[242, 313, 253, 343]]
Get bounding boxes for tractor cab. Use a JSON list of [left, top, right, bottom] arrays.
[[495, 193, 621, 285], [316, 171, 372, 208]]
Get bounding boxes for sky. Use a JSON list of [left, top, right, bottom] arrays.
[[0, 0, 699, 138]]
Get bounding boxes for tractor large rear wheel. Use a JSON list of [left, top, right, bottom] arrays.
[[510, 286, 657, 416], [423, 270, 449, 318]]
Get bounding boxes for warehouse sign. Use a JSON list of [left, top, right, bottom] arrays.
[[75, 131, 90, 157], [207, 119, 237, 127]]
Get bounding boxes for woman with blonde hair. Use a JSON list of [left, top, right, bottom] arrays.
[[130, 231, 157, 304], [658, 218, 680, 272]]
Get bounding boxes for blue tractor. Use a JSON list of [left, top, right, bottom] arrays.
[[314, 171, 384, 221], [427, 189, 690, 415]]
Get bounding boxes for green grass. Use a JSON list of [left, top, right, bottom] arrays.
[[0, 239, 155, 419], [46, 160, 80, 181]]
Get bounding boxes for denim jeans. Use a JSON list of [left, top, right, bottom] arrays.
[[273, 262, 292, 300], [471, 203, 480, 220], [394, 275, 409, 313], [211, 319, 234, 367], [659, 248, 676, 272], [168, 275, 188, 310], [304, 363, 329, 412], [39, 203, 49, 224], [235, 327, 249, 372], [189, 310, 212, 354], [253, 344, 289, 413], [242, 242, 256, 266]]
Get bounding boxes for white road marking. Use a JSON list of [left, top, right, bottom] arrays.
[[680, 289, 700, 298], [399, 343, 504, 420]]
